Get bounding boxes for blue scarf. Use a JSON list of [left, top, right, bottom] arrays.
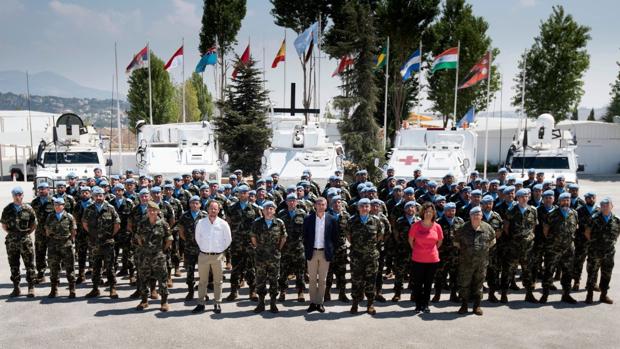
[[571, 197, 578, 206], [174, 188, 181, 196], [560, 207, 570, 218], [81, 199, 90, 209], [518, 205, 527, 215], [406, 215, 414, 225], [239, 201, 248, 210], [483, 211, 491, 221], [265, 219, 273, 229], [360, 215, 369, 224], [55, 212, 64, 221], [191, 210, 199, 220], [39, 196, 48, 205], [139, 204, 147, 214], [95, 202, 103, 212], [446, 217, 455, 226], [436, 210, 444, 219], [333, 213, 340, 221], [115, 198, 124, 209], [603, 214, 612, 223], [586, 205, 595, 215], [289, 210, 296, 218], [13, 203, 22, 213]]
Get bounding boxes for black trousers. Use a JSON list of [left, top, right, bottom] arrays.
[[412, 261, 439, 308]]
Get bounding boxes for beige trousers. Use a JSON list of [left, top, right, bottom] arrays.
[[307, 250, 330, 305], [197, 252, 224, 305]]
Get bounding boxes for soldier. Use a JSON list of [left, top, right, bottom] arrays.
[[163, 183, 184, 277], [277, 194, 307, 302], [66, 172, 79, 197], [31, 182, 54, 283], [127, 188, 151, 298], [110, 183, 135, 281], [584, 198, 620, 304], [74, 186, 92, 284], [82, 187, 120, 299], [178, 195, 208, 300], [370, 199, 391, 302], [54, 181, 76, 214], [392, 201, 417, 302], [346, 198, 383, 315], [377, 167, 395, 194], [44, 197, 77, 298], [172, 176, 192, 211], [226, 185, 262, 301], [151, 186, 176, 287], [1, 187, 37, 297], [572, 192, 598, 290], [540, 192, 578, 304], [501, 189, 538, 303], [432, 202, 464, 303], [532, 190, 556, 289], [325, 195, 350, 302], [480, 195, 504, 303], [455, 207, 496, 315], [250, 201, 287, 313], [134, 201, 173, 311], [568, 183, 585, 209]]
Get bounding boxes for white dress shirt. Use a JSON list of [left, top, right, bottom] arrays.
[[314, 213, 326, 249], [195, 216, 232, 253]]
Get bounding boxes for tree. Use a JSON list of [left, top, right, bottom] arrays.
[[571, 108, 578, 120], [587, 108, 595, 121], [215, 57, 271, 179], [127, 52, 177, 129], [173, 81, 201, 122], [199, 0, 247, 101], [324, 1, 383, 180], [190, 72, 215, 120], [512, 5, 590, 121], [604, 60, 620, 122], [427, 0, 500, 127]]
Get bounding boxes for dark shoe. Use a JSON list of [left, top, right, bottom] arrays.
[[27, 285, 35, 298], [307, 303, 317, 313], [431, 290, 441, 303], [472, 300, 483, 316], [136, 298, 149, 310], [129, 290, 141, 299], [185, 288, 194, 301], [422, 306, 431, 313], [509, 280, 520, 291], [413, 306, 422, 313], [561, 291, 577, 304], [174, 269, 182, 277], [324, 290, 331, 301], [85, 270, 92, 277], [48, 283, 58, 298], [254, 300, 265, 313], [410, 292, 415, 302], [600, 290, 614, 304], [249, 291, 259, 302], [36, 273, 46, 284], [338, 290, 350, 303], [549, 284, 558, 291], [226, 291, 238, 301], [85, 288, 100, 298], [214, 303, 222, 314], [525, 291, 538, 303], [350, 300, 359, 314], [76, 270, 85, 285], [192, 304, 205, 313], [488, 290, 499, 303], [500, 290, 508, 303], [317, 304, 325, 313], [269, 299, 279, 313], [10, 283, 20, 297], [68, 283, 76, 299], [594, 284, 601, 292], [539, 289, 549, 304], [367, 304, 376, 315], [391, 289, 401, 302], [375, 294, 386, 303], [278, 291, 286, 302], [449, 289, 459, 303], [110, 287, 119, 299], [458, 302, 468, 314], [297, 290, 305, 302], [572, 281, 580, 291], [585, 290, 594, 304]]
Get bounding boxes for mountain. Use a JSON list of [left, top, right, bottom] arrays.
[[0, 70, 114, 100]]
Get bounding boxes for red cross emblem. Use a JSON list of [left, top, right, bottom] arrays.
[[398, 156, 419, 165]]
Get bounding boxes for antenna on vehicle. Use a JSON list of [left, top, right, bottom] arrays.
[[53, 126, 59, 174]]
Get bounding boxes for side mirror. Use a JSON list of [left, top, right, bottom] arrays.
[[577, 164, 585, 172], [105, 158, 113, 167]]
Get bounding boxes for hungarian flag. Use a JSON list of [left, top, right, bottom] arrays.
[[332, 55, 354, 77], [232, 44, 250, 79], [164, 45, 183, 72], [459, 51, 491, 89], [431, 47, 458, 73], [271, 39, 286, 68], [126, 45, 148, 74]]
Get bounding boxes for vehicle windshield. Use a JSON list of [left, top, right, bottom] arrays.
[[511, 156, 570, 169], [43, 152, 100, 164]]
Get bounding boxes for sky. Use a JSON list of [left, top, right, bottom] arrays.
[[0, 0, 618, 115]]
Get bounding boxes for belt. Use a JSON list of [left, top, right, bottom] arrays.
[[200, 251, 222, 255], [313, 248, 324, 251]]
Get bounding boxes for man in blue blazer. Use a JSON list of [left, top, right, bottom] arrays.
[[303, 197, 339, 313]]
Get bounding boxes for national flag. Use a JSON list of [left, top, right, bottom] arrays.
[[195, 47, 217, 73], [375, 43, 387, 69], [332, 55, 355, 77], [164, 46, 183, 72], [400, 49, 421, 81], [457, 106, 475, 128], [271, 39, 286, 68], [431, 47, 458, 73], [459, 51, 491, 89], [126, 45, 148, 74], [294, 22, 319, 57], [232, 44, 250, 79], [304, 39, 314, 64]]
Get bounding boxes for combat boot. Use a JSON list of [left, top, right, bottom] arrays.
[[249, 287, 259, 302], [391, 288, 401, 302], [561, 290, 577, 304], [472, 299, 483, 316], [594, 284, 601, 292], [449, 289, 459, 303], [585, 289, 594, 304], [488, 289, 499, 303], [270, 297, 279, 313], [410, 291, 416, 302], [226, 289, 238, 301], [110, 286, 119, 299], [431, 289, 441, 303], [572, 280, 580, 291], [525, 290, 538, 303], [278, 290, 286, 302], [500, 290, 508, 303], [76, 269, 85, 284], [375, 293, 386, 303], [160, 294, 170, 312], [324, 288, 331, 301], [600, 290, 614, 304], [539, 288, 549, 304], [9, 282, 20, 297], [129, 289, 141, 299], [458, 301, 468, 314], [85, 287, 100, 298], [297, 288, 305, 302], [27, 283, 35, 298], [68, 282, 76, 299], [350, 299, 359, 314], [366, 299, 376, 315], [48, 282, 58, 298], [166, 275, 173, 288], [136, 296, 149, 310], [36, 272, 46, 284], [174, 267, 182, 277], [150, 280, 159, 299], [185, 284, 195, 301], [254, 296, 266, 313], [338, 288, 350, 303], [509, 278, 520, 291]]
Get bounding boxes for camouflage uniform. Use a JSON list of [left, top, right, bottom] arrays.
[[277, 208, 306, 293], [434, 216, 465, 297], [573, 205, 598, 286], [501, 205, 538, 292], [164, 196, 183, 271], [83, 201, 120, 288], [227, 201, 262, 294], [374, 212, 391, 295], [586, 213, 620, 292], [54, 193, 76, 214], [30, 195, 54, 278], [456, 221, 496, 302], [482, 210, 503, 293], [393, 215, 415, 294], [135, 218, 172, 298], [1, 203, 37, 285], [251, 217, 287, 300], [543, 208, 578, 291], [110, 197, 135, 275], [74, 199, 92, 277], [345, 214, 383, 302], [45, 212, 77, 284], [178, 209, 208, 289], [326, 209, 350, 295], [532, 205, 556, 283]]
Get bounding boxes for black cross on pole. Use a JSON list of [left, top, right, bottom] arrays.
[[273, 83, 320, 124]]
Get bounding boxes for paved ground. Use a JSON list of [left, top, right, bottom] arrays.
[[0, 177, 619, 348]]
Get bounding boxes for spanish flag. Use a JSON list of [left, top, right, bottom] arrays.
[[272, 39, 286, 68]]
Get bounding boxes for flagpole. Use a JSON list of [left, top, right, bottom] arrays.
[[147, 42, 153, 125], [417, 39, 422, 127], [520, 50, 528, 177], [318, 13, 321, 119], [182, 38, 186, 123], [483, 51, 493, 179], [262, 44, 266, 92], [115, 42, 123, 173], [452, 40, 460, 128], [283, 30, 287, 108], [382, 37, 390, 151]]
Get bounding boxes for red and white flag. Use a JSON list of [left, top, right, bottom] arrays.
[[459, 51, 491, 89], [126, 45, 148, 74], [164, 46, 184, 72], [332, 55, 355, 77], [232, 44, 251, 79]]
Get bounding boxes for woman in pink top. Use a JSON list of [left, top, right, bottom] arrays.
[[408, 202, 443, 313]]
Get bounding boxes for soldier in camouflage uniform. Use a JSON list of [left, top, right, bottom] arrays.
[[82, 186, 120, 299], [150, 186, 176, 288], [540, 192, 578, 304], [135, 201, 173, 311], [501, 189, 538, 303], [572, 192, 598, 290], [163, 183, 184, 277], [277, 194, 307, 302], [127, 188, 151, 298], [480, 195, 504, 302], [370, 199, 391, 302], [432, 202, 463, 303], [345, 198, 383, 315], [44, 197, 77, 298], [31, 182, 55, 283], [74, 186, 92, 284], [392, 199, 418, 302], [110, 184, 135, 280], [585, 198, 620, 304], [325, 194, 351, 303], [250, 201, 287, 313], [54, 181, 76, 214], [226, 185, 262, 301], [455, 207, 496, 316], [1, 187, 37, 297], [178, 195, 208, 300], [532, 190, 556, 289]]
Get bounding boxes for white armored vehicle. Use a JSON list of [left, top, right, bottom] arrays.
[[386, 125, 478, 182], [135, 121, 223, 181], [505, 113, 580, 183]]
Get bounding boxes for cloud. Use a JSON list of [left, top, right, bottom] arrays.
[[519, 0, 536, 7], [166, 0, 201, 28], [48, 0, 141, 35], [0, 0, 25, 18]]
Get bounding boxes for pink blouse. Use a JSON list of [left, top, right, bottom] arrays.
[[408, 221, 443, 263]]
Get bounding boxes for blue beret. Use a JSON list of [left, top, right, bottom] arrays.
[[528, 168, 536, 174], [114, 184, 125, 191], [404, 201, 417, 209], [299, 180, 311, 187], [568, 183, 579, 190], [471, 189, 482, 196], [392, 185, 403, 191], [125, 169, 135, 174], [270, 172, 279, 177], [192, 169, 200, 173], [199, 184, 209, 190], [542, 190, 554, 198], [445, 202, 457, 209], [265, 177, 273, 183], [286, 185, 296, 192], [357, 183, 366, 191], [11, 187, 23, 195], [223, 184, 232, 189], [303, 169, 312, 175], [584, 192, 596, 198], [532, 184, 543, 191], [481, 179, 489, 184], [536, 170, 545, 175], [481, 195, 494, 204], [286, 194, 297, 201], [404, 187, 415, 195], [556, 175, 565, 180], [256, 187, 266, 192], [507, 175, 515, 181], [80, 186, 91, 192], [444, 173, 454, 178], [256, 178, 266, 184], [558, 192, 571, 200], [503, 186, 515, 194], [367, 187, 377, 193], [94, 167, 102, 171], [92, 186, 104, 195], [163, 184, 174, 190], [328, 175, 337, 181], [469, 206, 482, 215], [515, 179, 524, 185], [295, 185, 304, 191], [427, 181, 438, 187], [300, 173, 309, 179], [139, 188, 150, 195], [515, 189, 529, 197], [359, 170, 368, 175], [150, 186, 162, 193], [370, 199, 383, 206], [173, 176, 182, 181], [461, 187, 472, 193], [262, 201, 276, 208], [357, 198, 371, 206], [433, 195, 446, 203], [99, 181, 109, 186], [498, 185, 506, 191], [248, 190, 256, 195], [331, 195, 342, 201], [53, 197, 65, 205], [208, 180, 218, 185], [125, 178, 136, 184], [110, 175, 120, 180], [37, 182, 49, 189], [365, 182, 374, 188], [189, 195, 200, 203], [67, 172, 78, 179], [229, 174, 238, 180], [471, 171, 479, 176], [360, 187, 368, 194], [600, 197, 612, 205], [55, 181, 66, 187], [498, 168, 508, 174], [490, 179, 500, 185]]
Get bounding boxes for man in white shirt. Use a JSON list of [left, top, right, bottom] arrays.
[[192, 200, 232, 314]]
